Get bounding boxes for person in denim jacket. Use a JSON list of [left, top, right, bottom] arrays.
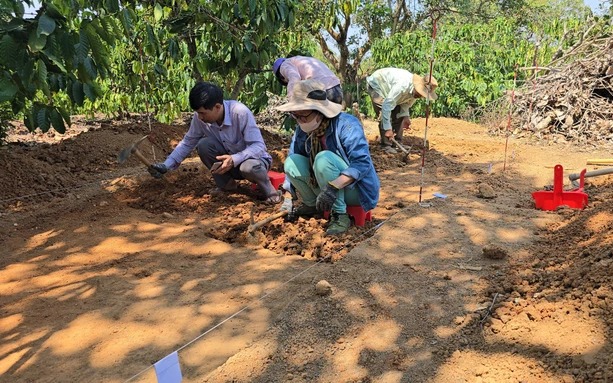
[[276, 80, 380, 235]]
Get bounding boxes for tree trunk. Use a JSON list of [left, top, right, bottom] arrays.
[[231, 69, 249, 100], [186, 35, 202, 82]]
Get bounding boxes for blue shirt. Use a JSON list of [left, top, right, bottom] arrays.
[[289, 113, 380, 211], [163, 100, 272, 170]]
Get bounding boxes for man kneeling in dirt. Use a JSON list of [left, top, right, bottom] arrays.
[[276, 79, 380, 235], [148, 81, 282, 203]]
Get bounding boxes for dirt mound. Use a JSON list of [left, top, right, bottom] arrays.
[[470, 178, 613, 382], [2, 117, 406, 261], [0, 117, 187, 208]]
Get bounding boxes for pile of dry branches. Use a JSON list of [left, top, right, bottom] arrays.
[[493, 36, 613, 143], [255, 92, 288, 129]]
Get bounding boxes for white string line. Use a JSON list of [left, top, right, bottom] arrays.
[[124, 214, 393, 383]]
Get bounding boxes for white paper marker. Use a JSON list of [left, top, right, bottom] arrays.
[[154, 351, 182, 383]]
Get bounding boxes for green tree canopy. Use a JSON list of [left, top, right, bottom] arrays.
[[0, 0, 297, 136]]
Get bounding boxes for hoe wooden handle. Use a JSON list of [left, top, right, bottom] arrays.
[[133, 148, 153, 167], [247, 210, 288, 234], [390, 137, 410, 154], [587, 159, 613, 165]]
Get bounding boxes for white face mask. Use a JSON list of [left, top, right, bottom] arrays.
[[297, 114, 322, 133]]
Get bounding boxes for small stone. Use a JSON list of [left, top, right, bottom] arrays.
[[162, 212, 174, 219], [482, 245, 508, 260], [477, 184, 496, 199], [315, 280, 332, 296], [99, 201, 109, 207], [572, 357, 584, 368]]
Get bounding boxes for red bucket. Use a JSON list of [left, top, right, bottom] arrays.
[[532, 164, 588, 211]]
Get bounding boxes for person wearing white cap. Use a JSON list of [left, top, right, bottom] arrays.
[[366, 68, 438, 154], [273, 56, 343, 104], [276, 79, 380, 235]]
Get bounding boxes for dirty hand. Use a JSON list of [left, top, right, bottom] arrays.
[[148, 163, 168, 179], [401, 117, 411, 131], [384, 129, 394, 138], [213, 155, 234, 174], [316, 183, 339, 212]]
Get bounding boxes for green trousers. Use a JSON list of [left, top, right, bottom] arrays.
[[284, 151, 360, 214]]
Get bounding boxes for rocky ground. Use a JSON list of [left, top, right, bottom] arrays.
[[1, 114, 613, 383]]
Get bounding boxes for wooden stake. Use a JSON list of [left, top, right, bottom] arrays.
[[587, 159, 613, 165]]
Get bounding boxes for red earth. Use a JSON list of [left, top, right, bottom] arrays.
[[1, 114, 613, 382]]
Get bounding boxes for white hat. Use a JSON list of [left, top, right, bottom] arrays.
[[413, 74, 438, 100], [276, 80, 342, 118]]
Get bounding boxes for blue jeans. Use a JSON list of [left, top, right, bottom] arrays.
[[284, 151, 360, 214]]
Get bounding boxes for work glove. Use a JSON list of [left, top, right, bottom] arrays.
[[316, 183, 339, 212], [280, 194, 293, 213], [148, 163, 168, 179], [284, 209, 297, 223], [280, 188, 296, 222]]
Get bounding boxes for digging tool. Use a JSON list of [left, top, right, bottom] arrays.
[[246, 196, 293, 242], [117, 135, 153, 167], [532, 164, 588, 210], [247, 210, 288, 236], [569, 167, 613, 187], [390, 137, 411, 162]]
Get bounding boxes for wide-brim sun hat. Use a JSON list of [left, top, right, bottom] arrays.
[[413, 74, 438, 101], [276, 79, 343, 119]]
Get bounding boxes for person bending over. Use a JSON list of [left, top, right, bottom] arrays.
[[273, 56, 343, 105], [366, 68, 438, 154]]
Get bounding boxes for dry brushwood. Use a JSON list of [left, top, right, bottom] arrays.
[[255, 92, 289, 128], [490, 36, 613, 144]]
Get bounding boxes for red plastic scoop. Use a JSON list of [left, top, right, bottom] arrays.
[[532, 164, 588, 210]]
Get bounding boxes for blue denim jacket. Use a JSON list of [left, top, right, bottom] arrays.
[[289, 112, 380, 211]]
